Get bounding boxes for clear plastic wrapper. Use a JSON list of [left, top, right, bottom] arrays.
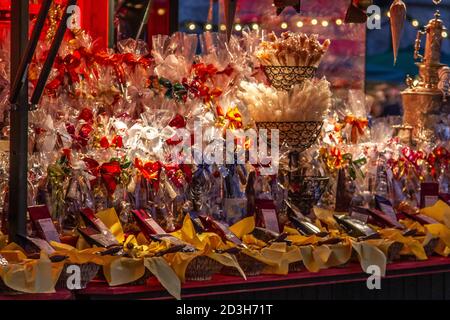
[[237, 78, 331, 122]]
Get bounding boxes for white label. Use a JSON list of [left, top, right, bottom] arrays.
[[89, 233, 113, 248], [351, 211, 369, 223], [424, 196, 439, 208], [145, 218, 166, 234], [261, 209, 280, 233]]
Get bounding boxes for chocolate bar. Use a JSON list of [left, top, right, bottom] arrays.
[[285, 200, 327, 237], [285, 199, 308, 221], [375, 195, 398, 221], [155, 244, 189, 257], [79, 208, 119, 246], [251, 227, 289, 244], [17, 234, 56, 256], [367, 208, 405, 230], [289, 215, 328, 237], [132, 209, 166, 235], [333, 215, 379, 239], [28, 205, 61, 243], [420, 183, 439, 208], [198, 215, 245, 247], [187, 212, 206, 234], [78, 227, 119, 248], [402, 211, 440, 225], [151, 234, 196, 252], [252, 227, 281, 243], [132, 210, 195, 252]]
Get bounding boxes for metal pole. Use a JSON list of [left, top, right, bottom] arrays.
[[108, 0, 116, 49], [30, 0, 78, 106], [169, 0, 179, 35], [10, 0, 52, 105], [135, 0, 153, 41], [9, 0, 29, 242]]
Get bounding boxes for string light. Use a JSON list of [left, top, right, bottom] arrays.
[[412, 19, 419, 27], [386, 11, 391, 18], [205, 23, 213, 31], [311, 19, 318, 25], [235, 24, 242, 31], [220, 24, 227, 31], [296, 21, 304, 28], [336, 19, 343, 26], [252, 23, 259, 30], [321, 20, 329, 27], [443, 31, 448, 38], [188, 23, 196, 31], [157, 8, 166, 16], [281, 22, 288, 29]]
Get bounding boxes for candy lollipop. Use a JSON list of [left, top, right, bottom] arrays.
[[390, 0, 407, 65]]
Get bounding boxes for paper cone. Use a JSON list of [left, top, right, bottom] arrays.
[[224, 0, 238, 42], [390, 0, 407, 65]]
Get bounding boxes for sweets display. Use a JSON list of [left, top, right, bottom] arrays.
[[0, 4, 449, 300], [237, 78, 331, 122], [256, 32, 331, 67]]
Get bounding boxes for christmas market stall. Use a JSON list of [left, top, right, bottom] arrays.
[[0, 0, 449, 300]]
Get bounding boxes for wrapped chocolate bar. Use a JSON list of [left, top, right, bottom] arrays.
[[251, 227, 288, 244], [198, 215, 245, 248], [131, 209, 195, 252], [375, 195, 398, 221], [368, 208, 405, 230], [17, 234, 56, 257], [79, 208, 119, 246], [77, 227, 118, 248], [286, 200, 328, 237], [28, 205, 61, 243], [333, 214, 380, 240]]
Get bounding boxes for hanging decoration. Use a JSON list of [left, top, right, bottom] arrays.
[[390, 0, 407, 65], [224, 0, 238, 42]]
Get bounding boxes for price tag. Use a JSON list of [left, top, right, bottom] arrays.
[[37, 218, 61, 243], [351, 211, 369, 223], [261, 209, 280, 233]]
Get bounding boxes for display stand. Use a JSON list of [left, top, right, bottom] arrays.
[[75, 257, 450, 300], [0, 290, 73, 300]]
